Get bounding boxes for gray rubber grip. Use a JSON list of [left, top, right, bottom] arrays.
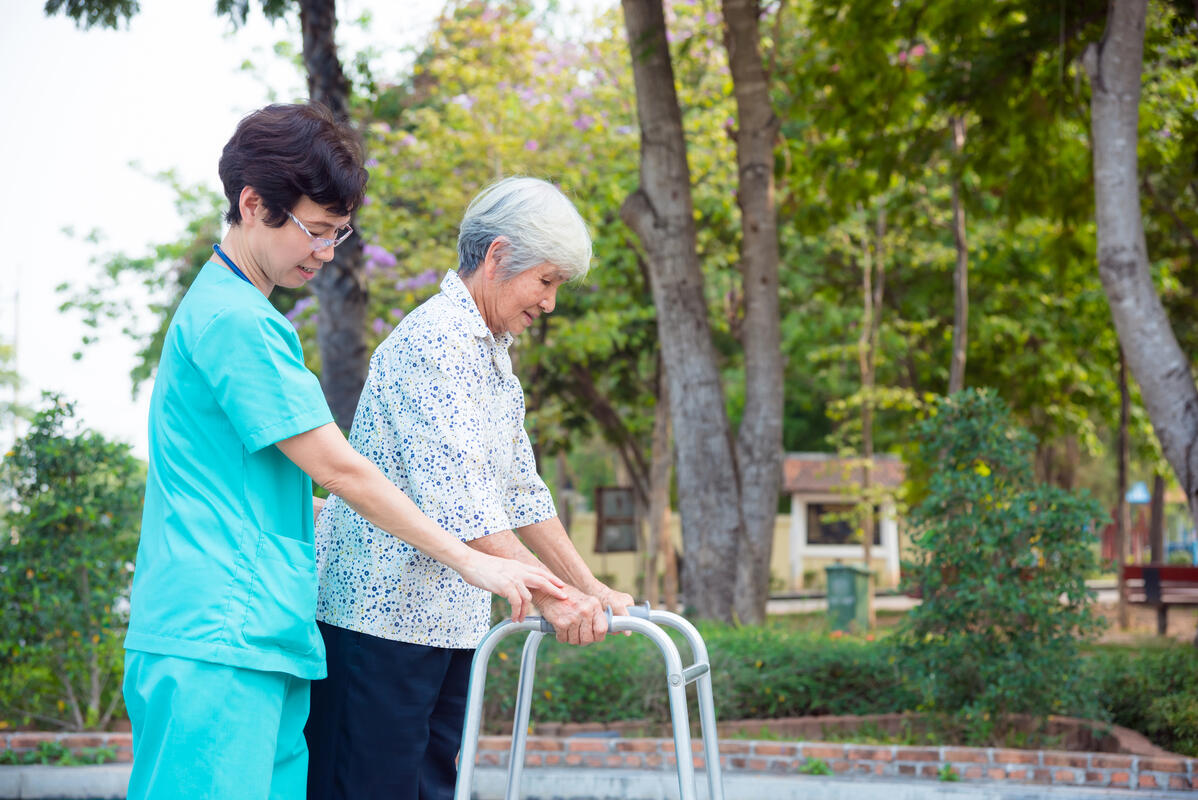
[[535, 600, 648, 636]]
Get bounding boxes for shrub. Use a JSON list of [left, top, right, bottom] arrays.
[[480, 621, 917, 729], [896, 389, 1106, 744], [471, 616, 1193, 756], [1086, 643, 1198, 756], [0, 395, 144, 730]]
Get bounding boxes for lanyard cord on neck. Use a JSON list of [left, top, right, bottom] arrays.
[[212, 244, 254, 286]]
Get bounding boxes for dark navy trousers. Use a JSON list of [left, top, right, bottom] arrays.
[[305, 621, 474, 800]]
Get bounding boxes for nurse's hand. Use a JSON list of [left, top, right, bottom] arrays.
[[456, 551, 568, 623]]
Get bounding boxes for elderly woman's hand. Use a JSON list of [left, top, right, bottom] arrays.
[[592, 583, 635, 618], [457, 551, 568, 622], [536, 586, 609, 646]]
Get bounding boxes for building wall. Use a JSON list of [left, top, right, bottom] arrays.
[[565, 511, 901, 598]]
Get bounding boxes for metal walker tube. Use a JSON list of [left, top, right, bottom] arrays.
[[454, 605, 722, 800]]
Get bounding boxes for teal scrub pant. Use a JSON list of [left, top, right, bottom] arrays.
[[123, 650, 310, 800]]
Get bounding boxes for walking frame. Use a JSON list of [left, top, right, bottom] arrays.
[[454, 602, 725, 800]]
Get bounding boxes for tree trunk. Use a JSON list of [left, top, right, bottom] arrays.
[[645, 373, 673, 606], [1149, 472, 1165, 564], [300, 0, 369, 429], [1117, 350, 1130, 630], [620, 0, 744, 621], [1084, 0, 1198, 536], [948, 115, 969, 395], [722, 0, 784, 625], [857, 207, 886, 578]]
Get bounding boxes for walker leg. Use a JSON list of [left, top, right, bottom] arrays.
[[454, 619, 544, 800], [649, 609, 725, 800], [505, 631, 546, 800], [664, 674, 698, 800]]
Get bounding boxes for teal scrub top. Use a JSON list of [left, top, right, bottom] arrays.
[[124, 262, 335, 679]]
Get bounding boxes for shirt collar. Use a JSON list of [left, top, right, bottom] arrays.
[[439, 270, 513, 349]]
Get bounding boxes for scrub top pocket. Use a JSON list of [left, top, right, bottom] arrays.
[[242, 528, 321, 657]]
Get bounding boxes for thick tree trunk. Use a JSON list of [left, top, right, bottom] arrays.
[[1084, 0, 1198, 535], [722, 0, 784, 625], [300, 0, 368, 429], [948, 115, 969, 395], [620, 0, 743, 621]]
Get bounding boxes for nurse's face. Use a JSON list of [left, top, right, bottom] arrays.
[[244, 192, 351, 290]]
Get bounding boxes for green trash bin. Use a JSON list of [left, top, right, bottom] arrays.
[[825, 563, 871, 632]]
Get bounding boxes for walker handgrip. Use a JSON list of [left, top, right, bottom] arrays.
[[628, 601, 652, 619], [533, 602, 640, 636]]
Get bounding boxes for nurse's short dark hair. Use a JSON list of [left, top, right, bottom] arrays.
[[219, 103, 368, 228]]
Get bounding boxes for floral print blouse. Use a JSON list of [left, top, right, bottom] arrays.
[[315, 270, 556, 648]]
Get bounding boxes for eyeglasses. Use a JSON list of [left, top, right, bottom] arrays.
[[287, 212, 354, 251]]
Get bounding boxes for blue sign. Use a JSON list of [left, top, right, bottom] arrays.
[[1125, 481, 1151, 504]]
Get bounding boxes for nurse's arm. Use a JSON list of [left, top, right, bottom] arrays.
[[276, 423, 566, 620]]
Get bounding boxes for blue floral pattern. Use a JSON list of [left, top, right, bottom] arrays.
[[315, 271, 557, 648]]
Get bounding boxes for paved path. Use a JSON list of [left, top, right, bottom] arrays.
[[3, 764, 1192, 800]]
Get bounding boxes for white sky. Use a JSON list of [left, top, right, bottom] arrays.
[[0, 0, 451, 458]]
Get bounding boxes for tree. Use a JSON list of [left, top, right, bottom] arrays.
[[0, 337, 29, 436], [1083, 0, 1198, 534], [899, 390, 1105, 744], [721, 0, 785, 623], [620, 0, 745, 620], [46, 0, 368, 428], [0, 395, 144, 731]]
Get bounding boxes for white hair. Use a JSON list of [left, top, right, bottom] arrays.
[[456, 176, 592, 281]]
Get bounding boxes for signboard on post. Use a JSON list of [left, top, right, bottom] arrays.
[[594, 486, 638, 553]]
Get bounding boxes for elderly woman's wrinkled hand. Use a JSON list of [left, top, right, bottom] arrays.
[[538, 585, 610, 646], [458, 551, 567, 623], [593, 584, 635, 618]]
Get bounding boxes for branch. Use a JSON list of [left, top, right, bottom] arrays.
[[569, 364, 650, 507], [619, 188, 657, 245], [4, 707, 73, 730], [765, 0, 787, 83]]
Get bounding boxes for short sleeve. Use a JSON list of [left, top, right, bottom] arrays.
[[378, 332, 511, 541], [504, 426, 556, 528], [190, 305, 334, 452]]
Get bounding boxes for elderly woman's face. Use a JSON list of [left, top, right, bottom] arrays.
[[490, 262, 568, 336]]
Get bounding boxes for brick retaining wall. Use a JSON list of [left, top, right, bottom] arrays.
[[1, 732, 132, 763], [2, 732, 1193, 791]]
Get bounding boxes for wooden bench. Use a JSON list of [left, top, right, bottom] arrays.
[[1123, 564, 1198, 637]]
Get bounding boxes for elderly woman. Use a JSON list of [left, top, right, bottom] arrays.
[[123, 109, 564, 800], [307, 177, 634, 800]]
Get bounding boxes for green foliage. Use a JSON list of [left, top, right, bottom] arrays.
[[799, 757, 833, 775], [897, 390, 1106, 743], [1086, 643, 1198, 757], [43, 0, 140, 30], [481, 622, 917, 728], [473, 616, 1197, 754], [938, 764, 960, 782], [0, 741, 117, 766], [0, 337, 31, 430], [0, 395, 144, 730]]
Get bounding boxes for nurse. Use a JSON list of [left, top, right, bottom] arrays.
[[121, 103, 565, 800]]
